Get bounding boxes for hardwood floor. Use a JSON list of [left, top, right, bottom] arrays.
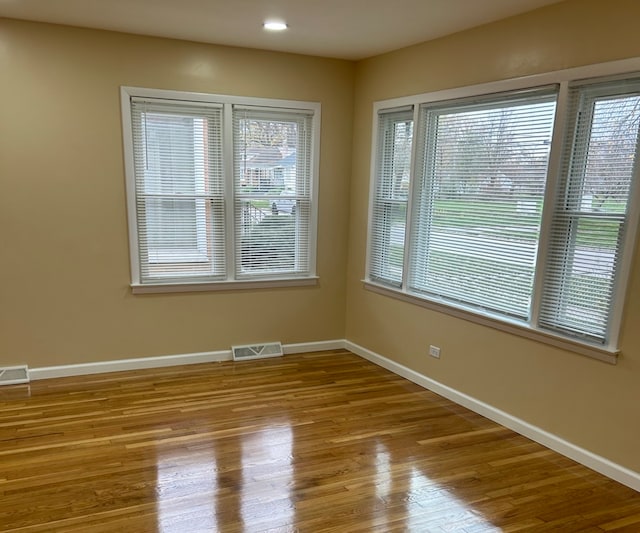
[[1, 350, 639, 532]]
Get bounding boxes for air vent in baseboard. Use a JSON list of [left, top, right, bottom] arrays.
[[232, 342, 283, 361], [0, 366, 30, 386]]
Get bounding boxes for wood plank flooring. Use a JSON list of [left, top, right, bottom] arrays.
[[0, 350, 639, 532]]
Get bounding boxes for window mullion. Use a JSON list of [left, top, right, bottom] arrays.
[[121, 92, 142, 285], [406, 107, 438, 295], [530, 81, 570, 327], [402, 105, 421, 291], [223, 102, 235, 280]]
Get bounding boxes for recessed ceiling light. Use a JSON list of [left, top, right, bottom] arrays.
[[263, 21, 288, 31]]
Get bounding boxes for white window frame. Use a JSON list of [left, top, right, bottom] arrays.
[[367, 106, 414, 287], [365, 58, 640, 363], [121, 86, 320, 294]]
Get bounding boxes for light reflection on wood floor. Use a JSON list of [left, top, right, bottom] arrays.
[[1, 350, 639, 532]]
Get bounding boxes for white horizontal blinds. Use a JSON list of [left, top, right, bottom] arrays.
[[369, 108, 414, 287], [409, 90, 557, 319], [233, 107, 313, 278], [130, 98, 225, 283], [539, 78, 640, 343]]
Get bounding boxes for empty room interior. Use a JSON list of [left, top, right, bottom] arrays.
[[2, 0, 640, 531]]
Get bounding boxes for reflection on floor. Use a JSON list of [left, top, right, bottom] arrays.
[[1, 350, 638, 532]]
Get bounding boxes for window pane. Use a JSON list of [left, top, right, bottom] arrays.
[[370, 202, 407, 285], [233, 109, 313, 277], [409, 92, 557, 319], [540, 81, 640, 343], [147, 198, 198, 250], [580, 96, 639, 212], [131, 100, 225, 283], [239, 201, 299, 272], [541, 215, 623, 339], [369, 109, 413, 286], [138, 198, 225, 280], [143, 113, 196, 195]]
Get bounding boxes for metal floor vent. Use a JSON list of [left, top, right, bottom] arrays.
[[232, 342, 283, 361], [0, 366, 30, 386]]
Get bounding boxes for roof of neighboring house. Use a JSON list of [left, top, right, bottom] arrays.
[[244, 147, 296, 169]]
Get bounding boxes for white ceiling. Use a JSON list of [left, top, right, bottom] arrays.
[[0, 0, 565, 60]]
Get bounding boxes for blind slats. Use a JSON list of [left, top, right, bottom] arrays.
[[539, 79, 640, 342], [233, 108, 313, 278], [368, 74, 640, 349], [127, 93, 317, 285], [408, 91, 556, 319], [131, 100, 226, 283], [369, 108, 414, 286]]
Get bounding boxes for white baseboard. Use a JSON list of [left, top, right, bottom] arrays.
[[283, 339, 346, 354], [25, 338, 640, 491], [28, 339, 346, 381], [344, 340, 640, 493], [29, 350, 232, 380]]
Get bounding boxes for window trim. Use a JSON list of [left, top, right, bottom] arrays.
[[365, 58, 640, 363], [120, 86, 321, 292], [131, 276, 319, 295], [364, 280, 617, 364]]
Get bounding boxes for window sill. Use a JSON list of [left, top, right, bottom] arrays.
[[363, 280, 619, 365], [132, 276, 319, 294]]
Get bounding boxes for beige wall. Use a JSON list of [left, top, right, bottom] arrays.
[[347, 0, 640, 472], [0, 19, 354, 367]]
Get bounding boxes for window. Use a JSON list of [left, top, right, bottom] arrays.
[[367, 68, 640, 358], [540, 78, 640, 343], [368, 107, 413, 287], [129, 99, 225, 282], [121, 87, 320, 291], [233, 107, 314, 278], [410, 89, 557, 320]]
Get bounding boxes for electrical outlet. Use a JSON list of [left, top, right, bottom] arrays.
[[429, 345, 441, 358]]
